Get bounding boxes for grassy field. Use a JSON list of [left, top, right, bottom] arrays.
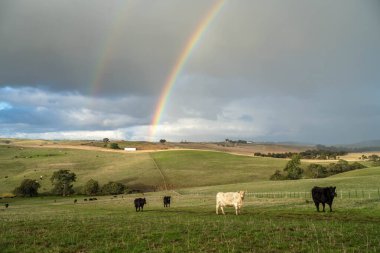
[[0, 146, 288, 194], [0, 145, 163, 193], [179, 166, 380, 195], [1, 142, 380, 252], [151, 150, 287, 188], [1, 192, 380, 252]]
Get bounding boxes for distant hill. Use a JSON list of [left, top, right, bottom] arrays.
[[338, 140, 380, 151]]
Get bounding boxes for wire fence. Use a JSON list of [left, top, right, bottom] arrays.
[[245, 189, 380, 199], [184, 189, 380, 200]]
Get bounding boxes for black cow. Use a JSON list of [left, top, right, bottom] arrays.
[[134, 198, 146, 212], [163, 196, 171, 207], [311, 186, 337, 212], [5, 203, 9, 208]]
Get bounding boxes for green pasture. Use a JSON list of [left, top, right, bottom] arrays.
[[1, 192, 380, 252], [1, 144, 380, 252], [151, 150, 287, 188], [180, 166, 380, 196], [0, 147, 288, 194], [0, 145, 162, 193]]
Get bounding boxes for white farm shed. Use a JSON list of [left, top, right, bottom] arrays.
[[124, 147, 137, 151]]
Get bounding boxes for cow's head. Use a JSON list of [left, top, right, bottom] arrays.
[[330, 187, 337, 198], [239, 191, 246, 200]]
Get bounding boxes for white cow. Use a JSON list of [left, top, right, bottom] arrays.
[[216, 191, 246, 215]]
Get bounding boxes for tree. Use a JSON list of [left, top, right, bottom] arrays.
[[159, 139, 166, 144], [13, 179, 40, 197], [83, 179, 100, 196], [50, 170, 77, 196], [103, 138, 110, 147], [284, 154, 303, 180], [101, 181, 126, 195]]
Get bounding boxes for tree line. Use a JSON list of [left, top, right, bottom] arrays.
[[12, 169, 128, 197], [270, 155, 366, 180], [254, 147, 348, 160]]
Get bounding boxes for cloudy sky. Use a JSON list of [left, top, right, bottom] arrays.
[[1, 0, 379, 144]]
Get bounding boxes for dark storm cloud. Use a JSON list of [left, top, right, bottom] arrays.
[[0, 0, 209, 96], [1, 0, 380, 143], [186, 0, 380, 97]]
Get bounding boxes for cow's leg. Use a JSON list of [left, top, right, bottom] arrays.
[[234, 204, 238, 215], [328, 203, 332, 212], [322, 203, 325, 212], [314, 202, 320, 212], [220, 206, 225, 215], [216, 204, 219, 215]]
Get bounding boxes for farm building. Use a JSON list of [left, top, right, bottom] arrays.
[[124, 147, 136, 152]]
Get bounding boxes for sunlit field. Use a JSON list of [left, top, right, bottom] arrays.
[[1, 143, 380, 252]]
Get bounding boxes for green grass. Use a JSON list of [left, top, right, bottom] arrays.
[[0, 147, 287, 194], [1, 193, 380, 252], [179, 166, 380, 195], [0, 145, 162, 193], [1, 144, 380, 252], [151, 150, 287, 188]]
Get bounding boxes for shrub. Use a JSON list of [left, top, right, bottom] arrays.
[[307, 164, 328, 178], [83, 179, 100, 196], [101, 182, 126, 195], [110, 143, 120, 149], [270, 170, 285, 180], [13, 179, 40, 197]]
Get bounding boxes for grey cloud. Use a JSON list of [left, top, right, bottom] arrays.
[[0, 0, 211, 95], [1, 1, 380, 144]]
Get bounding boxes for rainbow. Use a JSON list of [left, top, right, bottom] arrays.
[[91, 1, 133, 96], [149, 0, 226, 140]]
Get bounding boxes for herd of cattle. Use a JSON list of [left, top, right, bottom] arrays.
[[129, 186, 337, 215]]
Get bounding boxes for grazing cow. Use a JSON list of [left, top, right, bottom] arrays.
[[134, 198, 146, 212], [311, 186, 337, 212], [163, 196, 171, 207], [5, 203, 9, 208], [74, 199, 77, 204], [216, 191, 246, 215]]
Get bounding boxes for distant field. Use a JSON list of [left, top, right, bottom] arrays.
[[1, 138, 313, 154], [0, 145, 162, 193], [179, 166, 380, 195], [151, 150, 287, 188], [0, 146, 287, 194]]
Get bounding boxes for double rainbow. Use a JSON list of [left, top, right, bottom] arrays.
[[149, 0, 226, 140]]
